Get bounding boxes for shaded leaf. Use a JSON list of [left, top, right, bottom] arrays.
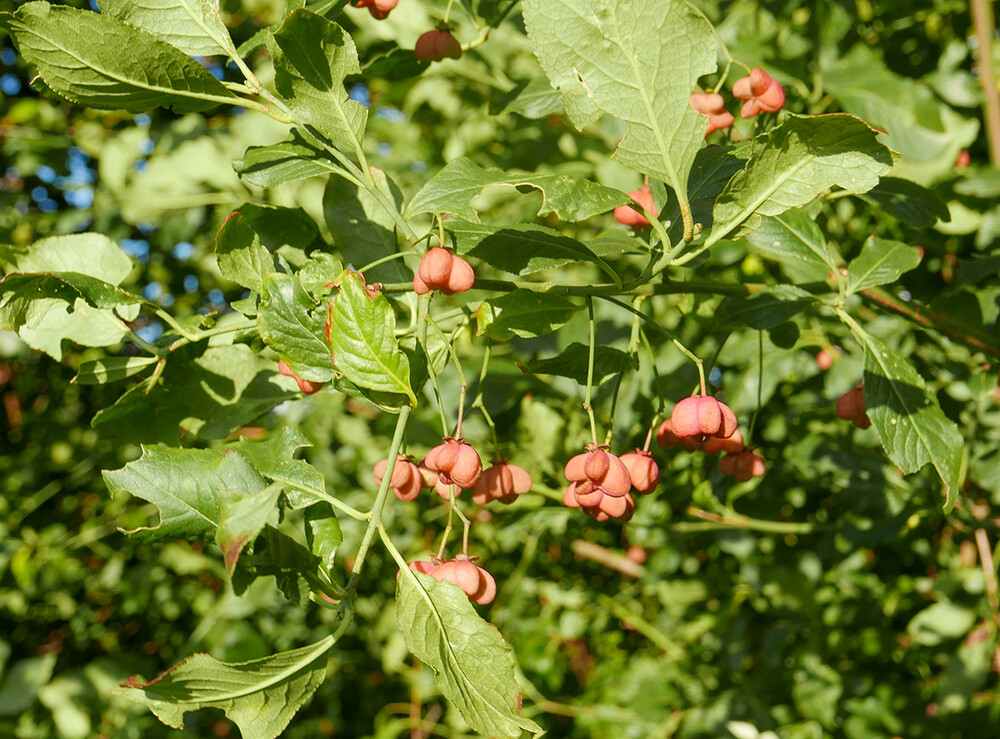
[[528, 343, 636, 385], [717, 286, 816, 330], [476, 290, 582, 341], [467, 225, 619, 281], [744, 210, 838, 283], [73, 356, 160, 385], [234, 132, 343, 188], [847, 327, 964, 511], [862, 176, 951, 228], [92, 344, 296, 445], [405, 157, 627, 223], [237, 203, 319, 253], [0, 654, 57, 717], [323, 172, 408, 283]]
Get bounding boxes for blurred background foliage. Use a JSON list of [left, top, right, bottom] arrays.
[[2, 0, 1000, 737]]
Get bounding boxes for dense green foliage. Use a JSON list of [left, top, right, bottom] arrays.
[[2, 1, 999, 737]]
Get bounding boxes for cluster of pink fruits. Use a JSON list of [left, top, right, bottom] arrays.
[[614, 67, 785, 230], [373, 439, 533, 506], [557, 394, 767, 523], [406, 556, 496, 605], [689, 66, 786, 137]]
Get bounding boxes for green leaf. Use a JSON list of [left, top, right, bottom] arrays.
[[304, 503, 342, 573], [238, 203, 320, 252], [216, 482, 283, 575], [103, 446, 268, 542], [0, 654, 57, 716], [466, 225, 620, 282], [711, 115, 895, 242], [861, 177, 951, 228], [522, 0, 714, 216], [328, 272, 414, 405], [717, 286, 816, 330], [743, 209, 839, 283], [0, 294, 136, 361], [0, 273, 143, 315], [121, 637, 334, 739], [493, 78, 562, 119], [0, 235, 144, 359], [101, 0, 235, 57], [0, 233, 146, 359], [258, 273, 332, 382], [0, 2, 240, 113], [267, 10, 367, 153], [824, 45, 978, 184], [396, 572, 542, 739], [846, 326, 964, 511], [1, 233, 133, 282], [92, 344, 296, 445], [476, 290, 582, 341], [243, 527, 328, 605], [906, 601, 976, 647], [235, 132, 343, 187], [323, 172, 408, 283], [215, 211, 276, 294], [298, 253, 344, 298], [792, 655, 843, 727], [73, 356, 160, 385], [405, 157, 628, 223], [229, 427, 328, 509], [529, 343, 636, 385], [954, 167, 1000, 198], [665, 145, 746, 242], [846, 236, 922, 294]]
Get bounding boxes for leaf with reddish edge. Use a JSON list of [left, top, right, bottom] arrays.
[[103, 446, 268, 542], [215, 481, 283, 576], [119, 636, 335, 739]]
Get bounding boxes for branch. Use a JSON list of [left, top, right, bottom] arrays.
[[971, 0, 1000, 165]]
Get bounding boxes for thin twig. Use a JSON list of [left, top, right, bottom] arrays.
[[971, 0, 1000, 165]]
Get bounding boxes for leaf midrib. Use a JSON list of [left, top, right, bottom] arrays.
[[610, 8, 685, 206], [334, 278, 412, 400], [147, 636, 335, 704], [848, 240, 914, 293], [400, 572, 526, 734], [21, 6, 237, 106], [854, 329, 953, 493]]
